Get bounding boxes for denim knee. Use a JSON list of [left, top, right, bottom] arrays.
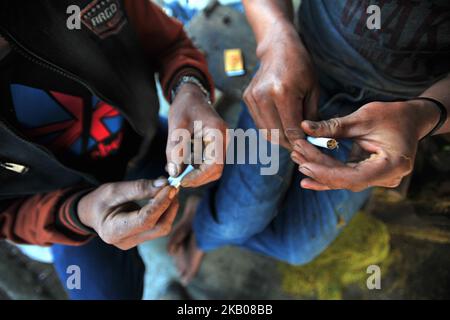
[[212, 220, 265, 245]]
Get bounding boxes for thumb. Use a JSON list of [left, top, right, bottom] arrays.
[[105, 178, 169, 207], [301, 113, 361, 138]]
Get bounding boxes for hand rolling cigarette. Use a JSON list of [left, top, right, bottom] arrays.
[[168, 165, 195, 189], [306, 136, 338, 150]]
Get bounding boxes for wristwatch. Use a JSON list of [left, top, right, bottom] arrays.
[[171, 75, 211, 105]]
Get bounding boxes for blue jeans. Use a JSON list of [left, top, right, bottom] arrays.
[[193, 78, 374, 265]]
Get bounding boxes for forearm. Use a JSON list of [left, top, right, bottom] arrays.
[[243, 0, 299, 56], [420, 74, 450, 134]]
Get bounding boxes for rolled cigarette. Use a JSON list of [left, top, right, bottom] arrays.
[[168, 165, 195, 189], [306, 136, 338, 150]]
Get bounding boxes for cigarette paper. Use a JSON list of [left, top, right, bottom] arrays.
[[168, 165, 195, 189], [306, 136, 338, 150]]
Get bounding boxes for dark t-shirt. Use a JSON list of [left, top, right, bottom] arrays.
[[0, 52, 139, 182], [300, 0, 450, 97]]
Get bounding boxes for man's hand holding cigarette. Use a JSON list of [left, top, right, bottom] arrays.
[[290, 100, 444, 191], [166, 83, 228, 188]]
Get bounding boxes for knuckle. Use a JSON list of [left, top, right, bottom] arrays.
[[134, 179, 149, 195], [270, 81, 288, 97], [98, 183, 114, 196], [104, 183, 120, 198], [325, 118, 342, 132], [253, 86, 267, 102]]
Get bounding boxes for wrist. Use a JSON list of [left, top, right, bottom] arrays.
[[171, 76, 211, 104], [256, 20, 300, 59], [56, 190, 95, 237], [173, 82, 210, 104], [404, 99, 442, 140], [77, 193, 97, 232]]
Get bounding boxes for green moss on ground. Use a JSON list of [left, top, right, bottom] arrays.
[[279, 212, 390, 300]]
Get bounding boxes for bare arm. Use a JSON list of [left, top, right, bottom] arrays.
[[243, 0, 294, 46]]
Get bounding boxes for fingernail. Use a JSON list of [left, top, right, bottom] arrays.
[[168, 188, 178, 199], [153, 178, 167, 188], [167, 162, 179, 177]]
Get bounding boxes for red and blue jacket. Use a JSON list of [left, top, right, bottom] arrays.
[[0, 0, 213, 246]]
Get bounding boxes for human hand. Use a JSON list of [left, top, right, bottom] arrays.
[[166, 83, 228, 188], [77, 178, 179, 250], [291, 100, 441, 191], [243, 22, 320, 150]]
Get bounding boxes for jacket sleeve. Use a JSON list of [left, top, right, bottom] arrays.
[[0, 189, 94, 246], [124, 0, 214, 102]]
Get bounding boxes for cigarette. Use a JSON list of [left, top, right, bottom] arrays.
[[168, 165, 195, 189], [306, 136, 338, 150]]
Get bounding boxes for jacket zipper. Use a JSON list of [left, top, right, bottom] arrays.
[[0, 162, 28, 174]]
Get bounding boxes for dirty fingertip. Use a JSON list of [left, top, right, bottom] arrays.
[[167, 162, 179, 177], [153, 178, 168, 188]]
